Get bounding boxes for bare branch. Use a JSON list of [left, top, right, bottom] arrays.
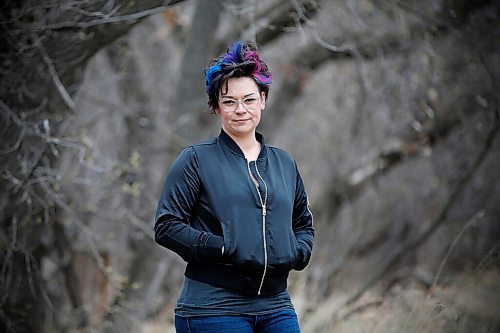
[[60, 2, 119, 19], [27, 1, 184, 31], [32, 34, 77, 111], [38, 181, 110, 278], [0, 216, 17, 307], [0, 126, 25, 156], [431, 211, 484, 289], [216, 0, 323, 51], [0, 100, 26, 155], [310, 28, 351, 53], [475, 241, 500, 272], [0, 99, 24, 127]]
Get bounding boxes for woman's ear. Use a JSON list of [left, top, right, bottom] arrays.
[[260, 92, 266, 111]]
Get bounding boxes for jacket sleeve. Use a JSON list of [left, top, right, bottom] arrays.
[[292, 162, 315, 271], [154, 147, 224, 263]]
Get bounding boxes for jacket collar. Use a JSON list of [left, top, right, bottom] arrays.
[[219, 129, 267, 159]]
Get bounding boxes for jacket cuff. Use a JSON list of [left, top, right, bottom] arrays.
[[204, 234, 224, 260]]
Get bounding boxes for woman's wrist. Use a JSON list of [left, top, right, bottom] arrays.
[[203, 234, 224, 259]]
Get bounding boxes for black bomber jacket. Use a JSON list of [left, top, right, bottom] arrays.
[[154, 129, 314, 296]]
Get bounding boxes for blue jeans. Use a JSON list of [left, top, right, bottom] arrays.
[[174, 309, 301, 333]]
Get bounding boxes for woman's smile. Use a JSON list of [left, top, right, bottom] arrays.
[[234, 118, 251, 123]]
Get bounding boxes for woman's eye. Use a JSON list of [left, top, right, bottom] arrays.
[[222, 100, 236, 106], [244, 98, 257, 104]]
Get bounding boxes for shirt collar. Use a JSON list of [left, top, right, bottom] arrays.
[[219, 129, 267, 159]]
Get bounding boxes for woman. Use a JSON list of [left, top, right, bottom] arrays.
[[154, 41, 314, 333]]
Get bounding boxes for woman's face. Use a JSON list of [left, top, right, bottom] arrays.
[[216, 77, 266, 139]]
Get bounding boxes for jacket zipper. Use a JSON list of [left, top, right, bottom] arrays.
[[247, 161, 268, 295]]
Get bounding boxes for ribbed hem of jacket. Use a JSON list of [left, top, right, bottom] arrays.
[[185, 262, 289, 296]]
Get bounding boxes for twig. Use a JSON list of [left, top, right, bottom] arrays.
[[38, 181, 111, 278], [0, 125, 25, 155], [293, 0, 350, 53], [0, 216, 17, 308], [0, 100, 27, 155], [0, 99, 24, 127], [408, 210, 485, 331], [60, 3, 119, 19], [32, 34, 76, 111], [23, 249, 38, 300], [341, 298, 384, 320], [29, 2, 183, 30], [0, 1, 98, 23], [126, 214, 156, 242], [21, 238, 56, 312], [396, 1, 446, 28], [431, 211, 484, 289], [475, 240, 500, 273], [217, 0, 322, 50]]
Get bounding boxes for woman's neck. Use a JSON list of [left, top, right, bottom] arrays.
[[226, 131, 260, 161]]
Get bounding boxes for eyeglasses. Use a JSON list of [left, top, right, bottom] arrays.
[[219, 96, 261, 112]]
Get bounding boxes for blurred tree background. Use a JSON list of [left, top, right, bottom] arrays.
[[1, 0, 499, 332]]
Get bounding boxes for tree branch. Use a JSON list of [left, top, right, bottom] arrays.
[[216, 0, 322, 52], [28, 1, 185, 31], [33, 34, 77, 111]]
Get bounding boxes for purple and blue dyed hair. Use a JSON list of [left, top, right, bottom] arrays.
[[205, 41, 272, 113]]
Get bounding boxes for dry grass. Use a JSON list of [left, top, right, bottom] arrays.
[[300, 269, 500, 333]]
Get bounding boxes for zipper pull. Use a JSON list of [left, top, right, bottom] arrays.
[[262, 205, 267, 216]]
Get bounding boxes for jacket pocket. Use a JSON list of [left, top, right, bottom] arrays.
[[267, 229, 299, 273], [291, 234, 300, 266], [287, 232, 300, 270], [220, 219, 236, 258], [219, 218, 264, 270]]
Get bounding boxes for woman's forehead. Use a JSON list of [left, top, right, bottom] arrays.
[[220, 77, 260, 96]]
